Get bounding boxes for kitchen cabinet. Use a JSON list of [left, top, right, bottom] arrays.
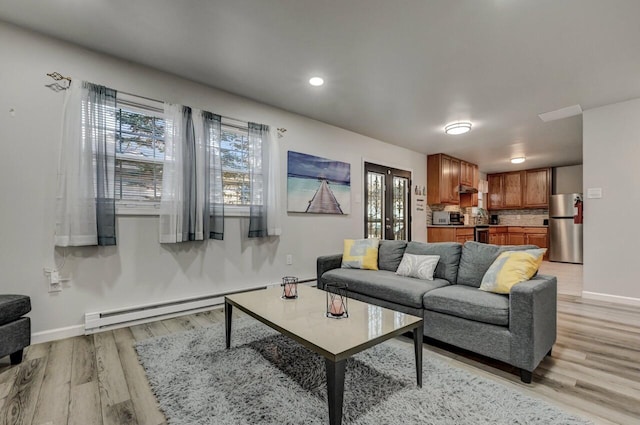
[[427, 154, 461, 205], [487, 174, 504, 209], [428, 226, 547, 256], [460, 161, 473, 187], [460, 163, 479, 208], [523, 168, 550, 208], [487, 168, 551, 210], [427, 227, 474, 244], [427, 227, 456, 243], [507, 226, 549, 260], [504, 172, 523, 208], [508, 232, 526, 245], [455, 228, 475, 244], [489, 227, 508, 245]]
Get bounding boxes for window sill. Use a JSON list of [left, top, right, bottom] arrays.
[[116, 202, 251, 217]]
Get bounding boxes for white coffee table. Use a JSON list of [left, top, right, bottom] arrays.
[[225, 285, 424, 425]]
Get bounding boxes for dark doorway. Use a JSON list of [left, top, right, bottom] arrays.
[[364, 162, 411, 241]]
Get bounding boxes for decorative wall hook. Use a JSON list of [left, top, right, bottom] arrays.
[[277, 127, 287, 138]]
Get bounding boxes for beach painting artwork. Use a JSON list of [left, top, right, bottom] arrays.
[[287, 151, 351, 214]]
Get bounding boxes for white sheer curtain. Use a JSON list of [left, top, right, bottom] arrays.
[[55, 80, 117, 246], [55, 80, 96, 246], [266, 127, 282, 236], [160, 106, 224, 242], [248, 123, 282, 238], [159, 103, 185, 243]]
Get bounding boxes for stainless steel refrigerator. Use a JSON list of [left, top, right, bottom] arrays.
[[549, 193, 583, 263]]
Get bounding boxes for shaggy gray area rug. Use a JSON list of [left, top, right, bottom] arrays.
[[135, 319, 592, 425]]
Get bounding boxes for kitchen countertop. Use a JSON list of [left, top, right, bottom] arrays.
[[427, 225, 548, 228]]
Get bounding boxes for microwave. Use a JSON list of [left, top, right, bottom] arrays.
[[433, 211, 463, 225]]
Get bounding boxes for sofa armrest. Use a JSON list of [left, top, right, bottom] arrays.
[[509, 274, 557, 371], [316, 254, 343, 290]]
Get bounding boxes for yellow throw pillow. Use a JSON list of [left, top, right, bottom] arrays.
[[479, 249, 546, 294], [341, 239, 379, 270]]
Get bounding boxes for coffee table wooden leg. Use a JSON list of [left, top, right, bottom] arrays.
[[414, 322, 423, 388], [225, 301, 233, 349], [326, 358, 346, 425]]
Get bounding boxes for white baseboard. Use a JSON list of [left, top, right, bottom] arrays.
[[582, 291, 640, 307], [31, 324, 85, 344], [29, 278, 317, 345]]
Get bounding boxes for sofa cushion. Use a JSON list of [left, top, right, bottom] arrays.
[[405, 242, 461, 284], [341, 238, 379, 270], [322, 268, 450, 309], [423, 285, 510, 326], [456, 241, 539, 288], [396, 254, 440, 281], [480, 248, 546, 294], [0, 295, 31, 326], [378, 240, 407, 272]]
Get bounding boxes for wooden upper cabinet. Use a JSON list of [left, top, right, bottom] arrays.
[[427, 154, 464, 205], [523, 168, 550, 208], [460, 161, 473, 187], [460, 163, 479, 208], [487, 167, 551, 210], [503, 172, 523, 208], [449, 157, 460, 203], [487, 174, 504, 209]]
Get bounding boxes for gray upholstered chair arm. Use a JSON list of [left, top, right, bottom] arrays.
[[316, 254, 343, 290], [509, 274, 557, 371]]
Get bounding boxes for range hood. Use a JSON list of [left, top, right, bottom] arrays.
[[458, 184, 478, 194]]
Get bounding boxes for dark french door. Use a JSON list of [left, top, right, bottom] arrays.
[[364, 162, 411, 241]]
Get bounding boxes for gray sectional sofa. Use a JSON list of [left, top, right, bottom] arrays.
[[317, 241, 557, 383]]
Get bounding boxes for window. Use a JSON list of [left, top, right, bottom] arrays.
[[114, 94, 254, 215], [115, 101, 165, 207], [220, 124, 251, 206]]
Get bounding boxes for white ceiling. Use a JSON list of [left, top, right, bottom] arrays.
[[2, 0, 640, 173]]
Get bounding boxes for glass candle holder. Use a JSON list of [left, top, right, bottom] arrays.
[[281, 276, 298, 299], [326, 282, 349, 319]]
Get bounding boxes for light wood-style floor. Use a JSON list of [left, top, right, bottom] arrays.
[[1, 262, 638, 425]]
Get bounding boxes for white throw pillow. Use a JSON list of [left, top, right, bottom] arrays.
[[396, 254, 440, 281]]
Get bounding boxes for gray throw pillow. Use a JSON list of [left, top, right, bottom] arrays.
[[378, 240, 407, 272], [405, 242, 462, 284], [456, 241, 539, 288]]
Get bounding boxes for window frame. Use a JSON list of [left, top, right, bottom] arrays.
[[114, 95, 165, 215], [114, 94, 254, 217]]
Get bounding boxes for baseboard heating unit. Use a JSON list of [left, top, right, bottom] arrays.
[[84, 279, 315, 334]]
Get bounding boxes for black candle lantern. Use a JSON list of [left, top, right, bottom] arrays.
[[326, 283, 349, 319], [281, 276, 298, 299]]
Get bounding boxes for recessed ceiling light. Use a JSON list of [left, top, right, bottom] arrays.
[[309, 77, 324, 86], [511, 157, 526, 164], [444, 122, 472, 135]]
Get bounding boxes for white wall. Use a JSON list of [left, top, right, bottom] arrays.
[[0, 22, 427, 335], [583, 98, 640, 302], [552, 165, 583, 194]]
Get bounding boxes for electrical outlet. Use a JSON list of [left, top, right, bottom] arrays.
[[286, 254, 293, 265]]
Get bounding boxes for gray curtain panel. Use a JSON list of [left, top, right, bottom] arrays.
[[84, 82, 117, 246], [248, 122, 269, 238], [202, 112, 224, 240], [181, 106, 197, 241]]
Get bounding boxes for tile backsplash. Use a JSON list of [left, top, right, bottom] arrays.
[[490, 209, 549, 226], [426, 204, 548, 226]]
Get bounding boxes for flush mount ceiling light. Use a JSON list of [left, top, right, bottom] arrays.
[[511, 157, 526, 164], [309, 77, 324, 86], [444, 121, 472, 135]]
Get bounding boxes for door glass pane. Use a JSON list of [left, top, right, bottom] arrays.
[[392, 176, 408, 240], [366, 172, 384, 239]]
